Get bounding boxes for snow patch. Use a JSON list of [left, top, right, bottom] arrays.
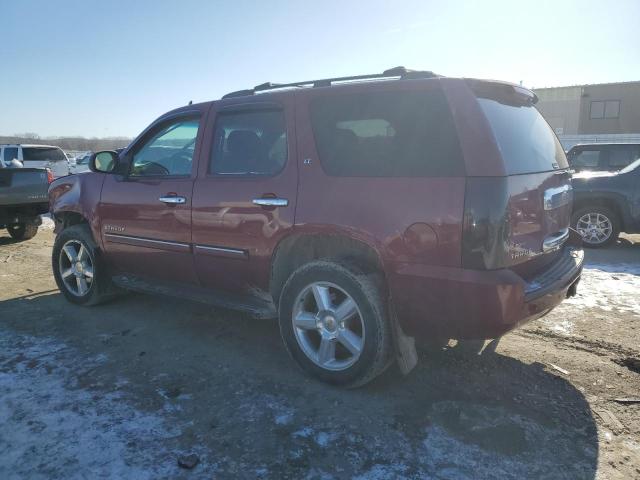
[[562, 264, 640, 315], [0, 329, 188, 479]]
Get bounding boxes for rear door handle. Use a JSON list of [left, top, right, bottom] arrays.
[[252, 197, 288, 207], [159, 195, 186, 205]]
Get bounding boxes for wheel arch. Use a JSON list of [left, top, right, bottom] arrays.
[[269, 230, 386, 304], [572, 193, 627, 230]]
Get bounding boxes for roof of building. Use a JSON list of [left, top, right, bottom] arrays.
[[533, 80, 640, 91]]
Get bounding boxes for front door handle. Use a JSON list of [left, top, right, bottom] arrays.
[[252, 197, 289, 207], [159, 195, 186, 205]]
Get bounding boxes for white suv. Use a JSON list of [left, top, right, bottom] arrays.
[[0, 144, 70, 177]]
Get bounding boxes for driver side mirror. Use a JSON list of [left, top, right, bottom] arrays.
[[90, 151, 119, 173]]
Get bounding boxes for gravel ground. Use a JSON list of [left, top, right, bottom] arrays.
[[0, 223, 639, 479]]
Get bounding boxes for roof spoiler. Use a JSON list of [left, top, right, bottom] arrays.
[[465, 78, 538, 105]]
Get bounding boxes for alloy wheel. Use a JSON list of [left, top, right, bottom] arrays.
[[292, 282, 365, 371], [576, 212, 612, 245], [58, 239, 94, 296]]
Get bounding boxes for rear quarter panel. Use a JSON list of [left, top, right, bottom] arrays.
[[293, 82, 466, 269]]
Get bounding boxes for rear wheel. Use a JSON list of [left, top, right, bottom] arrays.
[[52, 224, 116, 305], [278, 261, 392, 388], [7, 223, 38, 241], [572, 206, 619, 248]]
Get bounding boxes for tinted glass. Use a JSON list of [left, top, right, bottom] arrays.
[[608, 147, 633, 168], [131, 118, 199, 176], [310, 90, 464, 177], [478, 98, 568, 174], [570, 149, 601, 169], [3, 147, 18, 163], [210, 110, 287, 175], [23, 147, 66, 162]]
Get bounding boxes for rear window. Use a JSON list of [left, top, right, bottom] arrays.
[[478, 98, 568, 174], [310, 90, 465, 177], [23, 147, 67, 162]]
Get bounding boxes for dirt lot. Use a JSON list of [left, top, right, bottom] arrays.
[[1, 223, 639, 480]]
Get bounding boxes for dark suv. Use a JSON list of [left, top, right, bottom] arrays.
[[567, 143, 640, 173], [49, 67, 583, 387]]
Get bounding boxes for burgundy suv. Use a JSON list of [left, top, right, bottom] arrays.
[[49, 67, 583, 387]]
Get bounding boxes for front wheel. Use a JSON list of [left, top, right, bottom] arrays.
[[7, 223, 38, 241], [52, 224, 116, 305], [572, 206, 620, 248], [278, 261, 392, 388]]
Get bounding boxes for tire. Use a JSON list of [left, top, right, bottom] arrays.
[[52, 224, 116, 306], [278, 260, 392, 388], [7, 223, 38, 241], [572, 206, 620, 248]]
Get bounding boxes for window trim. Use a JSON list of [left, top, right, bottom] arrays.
[[126, 113, 201, 179], [207, 106, 289, 179]]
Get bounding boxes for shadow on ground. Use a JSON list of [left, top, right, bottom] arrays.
[[0, 290, 599, 479]]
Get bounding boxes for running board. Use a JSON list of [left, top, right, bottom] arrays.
[[111, 275, 277, 319]]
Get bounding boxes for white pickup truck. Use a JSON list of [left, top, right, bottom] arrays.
[[1, 144, 70, 178]]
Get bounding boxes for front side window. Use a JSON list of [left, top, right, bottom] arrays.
[[131, 118, 200, 176], [570, 149, 601, 170], [210, 110, 287, 175], [310, 90, 464, 177], [608, 147, 634, 169]]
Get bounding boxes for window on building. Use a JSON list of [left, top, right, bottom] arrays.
[[604, 100, 620, 119], [590, 100, 620, 119]]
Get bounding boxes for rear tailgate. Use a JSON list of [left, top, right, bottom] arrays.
[[0, 168, 50, 206], [463, 80, 573, 272]]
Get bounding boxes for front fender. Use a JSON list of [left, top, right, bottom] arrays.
[[48, 173, 106, 243]]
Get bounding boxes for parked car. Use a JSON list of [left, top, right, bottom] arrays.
[[571, 158, 640, 247], [0, 144, 70, 178], [567, 143, 640, 173], [48, 67, 584, 387], [0, 162, 52, 240], [70, 152, 93, 174]]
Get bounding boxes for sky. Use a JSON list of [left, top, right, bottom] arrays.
[[1, 0, 639, 138]]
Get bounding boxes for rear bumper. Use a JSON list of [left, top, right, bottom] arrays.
[[0, 203, 47, 227], [388, 246, 584, 340]]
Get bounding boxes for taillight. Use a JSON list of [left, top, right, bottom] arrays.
[[461, 177, 510, 269], [46, 168, 54, 183]]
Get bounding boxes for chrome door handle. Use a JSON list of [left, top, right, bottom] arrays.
[[252, 197, 288, 207], [159, 195, 186, 205]]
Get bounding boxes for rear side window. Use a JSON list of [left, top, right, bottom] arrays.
[[23, 147, 66, 162], [310, 90, 464, 177], [3, 147, 18, 164], [210, 109, 287, 175], [478, 98, 567, 174]]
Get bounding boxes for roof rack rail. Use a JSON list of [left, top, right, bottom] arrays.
[[221, 66, 438, 99]]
